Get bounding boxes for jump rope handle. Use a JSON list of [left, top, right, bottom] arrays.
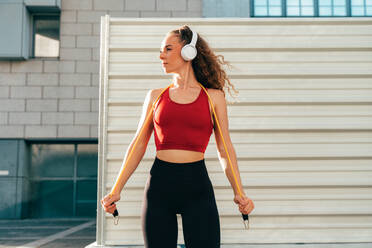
[[110, 201, 119, 225], [111, 203, 119, 217], [242, 213, 249, 229]]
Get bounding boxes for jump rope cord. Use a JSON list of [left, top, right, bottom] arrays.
[[108, 82, 249, 229]]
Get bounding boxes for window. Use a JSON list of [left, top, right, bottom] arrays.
[[32, 15, 60, 58], [319, 0, 347, 16], [287, 0, 315, 16], [28, 142, 98, 218], [351, 0, 372, 15], [251, 0, 372, 16], [254, 0, 283, 16]]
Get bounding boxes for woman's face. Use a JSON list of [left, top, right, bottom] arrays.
[[159, 34, 186, 74]]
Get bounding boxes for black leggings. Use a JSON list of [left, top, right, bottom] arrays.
[[141, 156, 221, 248]]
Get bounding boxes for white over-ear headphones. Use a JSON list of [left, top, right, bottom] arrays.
[[181, 28, 198, 61]]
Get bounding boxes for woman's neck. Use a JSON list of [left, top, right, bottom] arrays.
[[171, 62, 200, 90]]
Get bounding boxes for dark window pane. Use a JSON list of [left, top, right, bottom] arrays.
[[77, 180, 97, 201], [31, 144, 74, 178], [77, 144, 98, 177], [34, 16, 60, 57], [30, 180, 73, 218], [76, 202, 97, 217]]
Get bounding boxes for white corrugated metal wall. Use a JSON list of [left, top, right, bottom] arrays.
[[97, 15, 372, 246]]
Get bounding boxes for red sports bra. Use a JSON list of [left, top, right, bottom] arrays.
[[153, 86, 214, 153]]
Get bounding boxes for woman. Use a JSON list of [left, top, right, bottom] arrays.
[[101, 25, 255, 247]]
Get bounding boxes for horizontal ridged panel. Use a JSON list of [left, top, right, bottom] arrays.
[[106, 143, 372, 159], [105, 171, 372, 188], [109, 21, 372, 35], [108, 78, 372, 90], [106, 158, 372, 173], [108, 88, 372, 102], [109, 51, 372, 62], [98, 17, 372, 245], [109, 35, 372, 49], [105, 198, 372, 217], [108, 62, 372, 76]]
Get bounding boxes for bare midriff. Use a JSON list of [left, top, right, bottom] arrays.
[[156, 149, 205, 163]]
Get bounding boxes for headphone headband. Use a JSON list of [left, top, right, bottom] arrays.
[[189, 28, 198, 47]]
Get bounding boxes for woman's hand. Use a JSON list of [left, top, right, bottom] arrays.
[[234, 194, 254, 215], [101, 192, 121, 214]]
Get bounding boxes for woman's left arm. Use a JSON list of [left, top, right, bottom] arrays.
[[211, 89, 255, 218], [212, 90, 246, 197]]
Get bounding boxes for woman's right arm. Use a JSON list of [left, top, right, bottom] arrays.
[[101, 89, 157, 213], [111, 89, 156, 195]]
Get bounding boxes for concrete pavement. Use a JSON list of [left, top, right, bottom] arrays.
[[0, 218, 96, 248], [1, 218, 371, 248]]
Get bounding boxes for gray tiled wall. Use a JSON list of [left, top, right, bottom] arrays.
[[0, 0, 202, 219], [0, 0, 202, 139]]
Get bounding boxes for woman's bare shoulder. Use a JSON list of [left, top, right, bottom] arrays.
[[206, 87, 223, 94], [206, 88, 224, 105], [149, 88, 167, 105]]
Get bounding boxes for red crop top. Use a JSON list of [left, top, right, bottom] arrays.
[[153, 86, 214, 153]]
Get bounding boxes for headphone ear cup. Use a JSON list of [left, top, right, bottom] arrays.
[[181, 44, 197, 61]]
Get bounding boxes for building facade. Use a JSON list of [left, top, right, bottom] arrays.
[[0, 0, 204, 220], [0, 0, 372, 246]]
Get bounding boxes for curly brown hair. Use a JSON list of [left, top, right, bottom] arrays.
[[169, 25, 239, 104]]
